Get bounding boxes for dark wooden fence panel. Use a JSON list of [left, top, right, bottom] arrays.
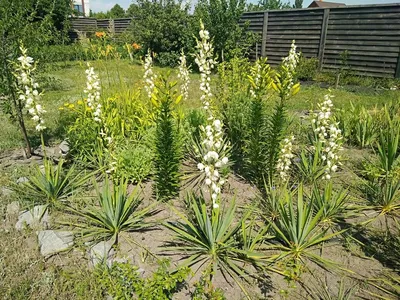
[[240, 4, 400, 78], [69, 17, 132, 39]]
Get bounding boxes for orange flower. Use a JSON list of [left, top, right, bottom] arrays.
[[95, 31, 106, 38], [132, 42, 141, 50]]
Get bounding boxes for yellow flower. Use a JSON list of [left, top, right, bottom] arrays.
[[59, 107, 64, 110], [68, 104, 75, 109], [95, 31, 106, 38], [64, 103, 69, 107], [77, 100, 83, 105]]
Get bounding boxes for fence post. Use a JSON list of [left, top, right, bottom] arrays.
[[318, 9, 330, 71], [261, 12, 269, 58], [396, 49, 400, 78]]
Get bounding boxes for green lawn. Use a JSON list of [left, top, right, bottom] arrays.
[[0, 59, 398, 152]]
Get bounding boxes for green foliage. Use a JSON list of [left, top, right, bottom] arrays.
[[247, 0, 291, 11], [293, 0, 303, 9], [165, 193, 264, 297], [20, 158, 92, 208], [195, 0, 257, 61], [114, 141, 154, 183], [95, 259, 190, 299], [127, 0, 194, 67], [267, 185, 344, 280], [295, 56, 318, 81], [109, 4, 126, 18], [336, 103, 379, 148], [192, 270, 227, 299], [70, 177, 157, 245], [153, 77, 183, 201], [295, 144, 326, 183]]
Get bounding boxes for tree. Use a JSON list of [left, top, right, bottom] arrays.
[[126, 0, 194, 67], [109, 4, 125, 18], [194, 0, 256, 61], [246, 0, 291, 11], [0, 0, 71, 157], [293, 0, 303, 8]]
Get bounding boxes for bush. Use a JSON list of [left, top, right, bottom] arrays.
[[126, 0, 194, 67], [295, 55, 319, 81]]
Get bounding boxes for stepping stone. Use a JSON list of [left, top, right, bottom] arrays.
[[15, 205, 49, 230], [89, 240, 115, 267], [37, 230, 74, 258]]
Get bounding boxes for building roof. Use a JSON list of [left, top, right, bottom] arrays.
[[308, 1, 346, 8]]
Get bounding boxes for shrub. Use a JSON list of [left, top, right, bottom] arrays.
[[95, 259, 190, 299], [295, 55, 319, 81], [126, 0, 194, 67]]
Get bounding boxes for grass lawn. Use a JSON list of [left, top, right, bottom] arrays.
[[1, 59, 398, 153]]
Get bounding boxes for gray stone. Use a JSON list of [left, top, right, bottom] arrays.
[[6, 201, 20, 218], [1, 187, 13, 197], [59, 140, 70, 154], [38, 230, 74, 257], [15, 205, 49, 230], [89, 240, 115, 267], [16, 177, 29, 184]]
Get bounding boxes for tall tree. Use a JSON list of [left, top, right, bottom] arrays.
[[109, 4, 125, 18], [293, 0, 303, 8]]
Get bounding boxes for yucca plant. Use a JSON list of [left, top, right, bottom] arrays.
[[305, 276, 357, 300], [164, 194, 266, 298], [70, 177, 157, 245], [21, 158, 92, 208], [153, 77, 183, 201], [266, 185, 344, 280], [295, 143, 326, 184], [376, 124, 400, 176], [312, 182, 356, 231], [366, 272, 400, 299]]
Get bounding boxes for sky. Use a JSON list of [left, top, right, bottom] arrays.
[[90, 0, 400, 12]]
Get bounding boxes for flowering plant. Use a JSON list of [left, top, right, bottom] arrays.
[[311, 94, 343, 180], [194, 22, 230, 209], [177, 50, 190, 102], [143, 50, 157, 99], [276, 136, 295, 182], [14, 45, 46, 133]]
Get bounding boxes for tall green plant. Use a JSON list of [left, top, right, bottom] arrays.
[[153, 77, 183, 201]]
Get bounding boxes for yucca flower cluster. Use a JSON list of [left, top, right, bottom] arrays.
[[195, 22, 216, 113], [281, 40, 300, 96], [195, 23, 229, 209], [311, 94, 343, 180], [276, 136, 295, 182], [177, 51, 190, 102], [143, 50, 156, 99], [14, 46, 46, 132], [84, 64, 102, 123]]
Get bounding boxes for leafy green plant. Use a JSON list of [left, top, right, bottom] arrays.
[[70, 177, 157, 245], [192, 268, 226, 300], [306, 277, 357, 300], [266, 185, 344, 280], [152, 77, 183, 201], [96, 259, 190, 299], [295, 55, 318, 82], [21, 158, 92, 208], [165, 193, 264, 297], [295, 143, 326, 183], [114, 139, 154, 183], [311, 182, 356, 231]]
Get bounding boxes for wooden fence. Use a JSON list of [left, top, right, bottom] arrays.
[[69, 18, 132, 40], [240, 4, 400, 78]]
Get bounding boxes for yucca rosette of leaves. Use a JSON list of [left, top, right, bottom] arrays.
[[266, 185, 346, 280], [164, 193, 267, 298], [70, 177, 157, 245]]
